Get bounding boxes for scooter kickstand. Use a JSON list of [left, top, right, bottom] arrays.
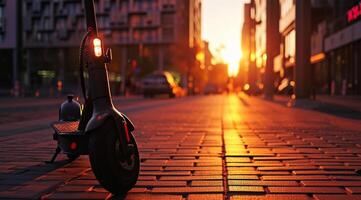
[[45, 146, 61, 164]]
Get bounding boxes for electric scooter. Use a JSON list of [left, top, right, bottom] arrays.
[[47, 0, 140, 195]]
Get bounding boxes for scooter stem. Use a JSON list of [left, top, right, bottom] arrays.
[[83, 0, 114, 112], [84, 0, 98, 35]]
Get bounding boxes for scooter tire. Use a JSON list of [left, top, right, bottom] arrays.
[[88, 119, 140, 195]]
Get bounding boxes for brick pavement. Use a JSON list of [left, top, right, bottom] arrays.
[[0, 95, 361, 199]]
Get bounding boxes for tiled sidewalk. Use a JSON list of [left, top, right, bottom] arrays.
[[0, 95, 361, 199]]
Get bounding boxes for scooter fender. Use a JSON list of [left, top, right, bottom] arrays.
[[85, 109, 134, 158], [85, 109, 135, 134]]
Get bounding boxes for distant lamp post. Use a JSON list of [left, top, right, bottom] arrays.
[[262, 54, 267, 62], [187, 47, 197, 96], [196, 52, 205, 63]]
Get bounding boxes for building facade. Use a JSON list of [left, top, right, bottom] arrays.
[[3, 0, 201, 96], [241, 3, 252, 68], [241, 1, 259, 94], [322, 0, 361, 95], [255, 0, 266, 71], [276, 0, 361, 96], [0, 0, 21, 96], [243, 0, 361, 97], [278, 0, 296, 81], [243, 0, 279, 95]]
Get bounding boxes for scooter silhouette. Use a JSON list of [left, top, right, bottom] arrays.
[[47, 0, 140, 195]]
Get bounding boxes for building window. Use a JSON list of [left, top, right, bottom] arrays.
[[161, 13, 174, 26], [162, 27, 174, 41], [131, 15, 142, 26], [43, 18, 53, 31]]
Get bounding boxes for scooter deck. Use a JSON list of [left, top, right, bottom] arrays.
[[51, 121, 80, 134], [48, 121, 89, 162]]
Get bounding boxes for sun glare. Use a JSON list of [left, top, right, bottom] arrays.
[[224, 50, 242, 77], [202, 0, 244, 78]]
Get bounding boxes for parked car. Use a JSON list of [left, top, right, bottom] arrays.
[[142, 71, 182, 98], [204, 84, 221, 95]]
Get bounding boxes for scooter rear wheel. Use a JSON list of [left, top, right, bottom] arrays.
[[88, 119, 140, 195]]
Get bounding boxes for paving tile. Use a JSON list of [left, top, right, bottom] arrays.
[[68, 179, 99, 186], [191, 181, 223, 187], [228, 167, 256, 171], [140, 171, 191, 176], [187, 194, 223, 200], [151, 186, 223, 194], [293, 170, 356, 175], [164, 166, 220, 171], [138, 176, 157, 181], [228, 175, 260, 180], [194, 170, 223, 175], [230, 194, 311, 200], [226, 157, 252, 163], [332, 176, 361, 181], [128, 187, 148, 193], [228, 180, 299, 186], [44, 192, 110, 200], [257, 166, 317, 171], [56, 185, 92, 192], [135, 181, 187, 187], [267, 186, 346, 194], [160, 175, 223, 181], [229, 186, 265, 193], [346, 187, 361, 194], [226, 171, 260, 175], [302, 181, 361, 187], [125, 194, 183, 200], [314, 195, 361, 200], [262, 175, 330, 181]]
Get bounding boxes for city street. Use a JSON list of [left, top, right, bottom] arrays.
[[1, 94, 361, 199]]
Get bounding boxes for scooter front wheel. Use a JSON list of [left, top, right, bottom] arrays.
[[88, 119, 140, 195]]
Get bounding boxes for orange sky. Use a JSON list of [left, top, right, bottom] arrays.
[[202, 0, 246, 76]]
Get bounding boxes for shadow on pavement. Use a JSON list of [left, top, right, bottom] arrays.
[[108, 193, 126, 200], [312, 103, 361, 120], [260, 95, 361, 120], [0, 159, 70, 191]]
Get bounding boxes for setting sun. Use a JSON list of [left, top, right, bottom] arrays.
[[224, 50, 242, 77]]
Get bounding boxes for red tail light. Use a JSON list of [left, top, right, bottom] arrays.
[[93, 38, 102, 57], [70, 142, 77, 150], [124, 123, 130, 143]]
